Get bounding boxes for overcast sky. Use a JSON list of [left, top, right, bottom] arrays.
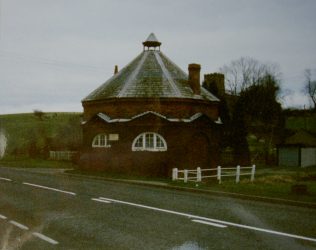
[[0, 0, 315, 114]]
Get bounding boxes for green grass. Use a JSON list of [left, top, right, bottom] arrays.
[[0, 156, 76, 169], [285, 114, 316, 133], [66, 169, 169, 183], [176, 166, 316, 203]]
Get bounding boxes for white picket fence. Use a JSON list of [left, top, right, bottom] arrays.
[[172, 165, 256, 184], [49, 151, 77, 161]]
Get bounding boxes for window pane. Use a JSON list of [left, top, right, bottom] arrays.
[[156, 136, 164, 148], [93, 136, 99, 146], [100, 135, 106, 146], [132, 133, 167, 151], [145, 134, 154, 148], [135, 136, 143, 148], [92, 134, 110, 147]]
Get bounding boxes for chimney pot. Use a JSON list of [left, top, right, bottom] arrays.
[[114, 65, 118, 75]]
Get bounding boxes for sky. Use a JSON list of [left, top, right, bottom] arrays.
[[0, 0, 315, 114]]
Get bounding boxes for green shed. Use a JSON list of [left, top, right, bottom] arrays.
[[278, 130, 316, 167]]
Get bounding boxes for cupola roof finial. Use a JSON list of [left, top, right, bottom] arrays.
[[142, 33, 161, 51]]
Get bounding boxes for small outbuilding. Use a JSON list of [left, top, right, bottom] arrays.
[[79, 34, 222, 176], [278, 130, 316, 167]]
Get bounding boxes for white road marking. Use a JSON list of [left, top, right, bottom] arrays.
[[23, 182, 76, 196], [1, 213, 58, 244], [9, 220, 29, 230], [192, 219, 227, 228], [98, 197, 316, 243], [0, 177, 12, 182], [92, 198, 111, 204], [0, 214, 7, 219], [33, 232, 59, 245]]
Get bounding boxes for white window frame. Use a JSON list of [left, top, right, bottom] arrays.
[[92, 134, 111, 148], [132, 132, 167, 152]]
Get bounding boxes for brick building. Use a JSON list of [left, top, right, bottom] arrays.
[[80, 34, 222, 176]]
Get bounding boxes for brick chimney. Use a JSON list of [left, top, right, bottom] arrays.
[[203, 73, 225, 98], [188, 63, 201, 95]]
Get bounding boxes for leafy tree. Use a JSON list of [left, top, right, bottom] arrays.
[[25, 124, 48, 158], [230, 103, 251, 165], [304, 69, 316, 111], [238, 75, 282, 164], [241, 75, 281, 124], [33, 109, 45, 121], [52, 116, 82, 150]]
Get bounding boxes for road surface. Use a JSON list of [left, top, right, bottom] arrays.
[[0, 167, 315, 249]]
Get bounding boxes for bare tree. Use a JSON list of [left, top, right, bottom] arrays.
[[219, 57, 280, 95], [304, 69, 316, 111]]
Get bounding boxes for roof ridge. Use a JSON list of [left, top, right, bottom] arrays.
[[117, 51, 149, 97], [154, 51, 182, 97]]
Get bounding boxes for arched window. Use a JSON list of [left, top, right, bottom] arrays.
[[132, 132, 167, 152], [92, 134, 110, 148]]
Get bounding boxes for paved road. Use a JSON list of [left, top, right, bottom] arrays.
[[0, 167, 315, 250]]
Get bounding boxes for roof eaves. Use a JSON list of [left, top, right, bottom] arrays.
[[97, 113, 112, 123], [131, 111, 167, 121], [95, 111, 221, 124]]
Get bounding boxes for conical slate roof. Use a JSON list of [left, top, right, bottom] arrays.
[[83, 36, 219, 102]]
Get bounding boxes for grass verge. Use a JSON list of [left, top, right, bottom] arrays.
[[0, 156, 76, 169], [171, 166, 316, 203]]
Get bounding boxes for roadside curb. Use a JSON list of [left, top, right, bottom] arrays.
[[62, 172, 316, 209]]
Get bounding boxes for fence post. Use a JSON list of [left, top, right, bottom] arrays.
[[217, 166, 221, 184], [184, 169, 188, 183], [251, 164, 256, 182], [236, 165, 240, 183], [197, 167, 202, 182], [172, 168, 178, 181]]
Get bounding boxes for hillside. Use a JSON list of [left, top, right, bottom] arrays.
[[285, 114, 316, 133], [0, 112, 82, 158]]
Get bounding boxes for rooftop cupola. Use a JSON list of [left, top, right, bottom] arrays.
[[142, 33, 161, 51]]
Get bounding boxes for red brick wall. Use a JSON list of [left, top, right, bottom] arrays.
[[80, 116, 220, 176]]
